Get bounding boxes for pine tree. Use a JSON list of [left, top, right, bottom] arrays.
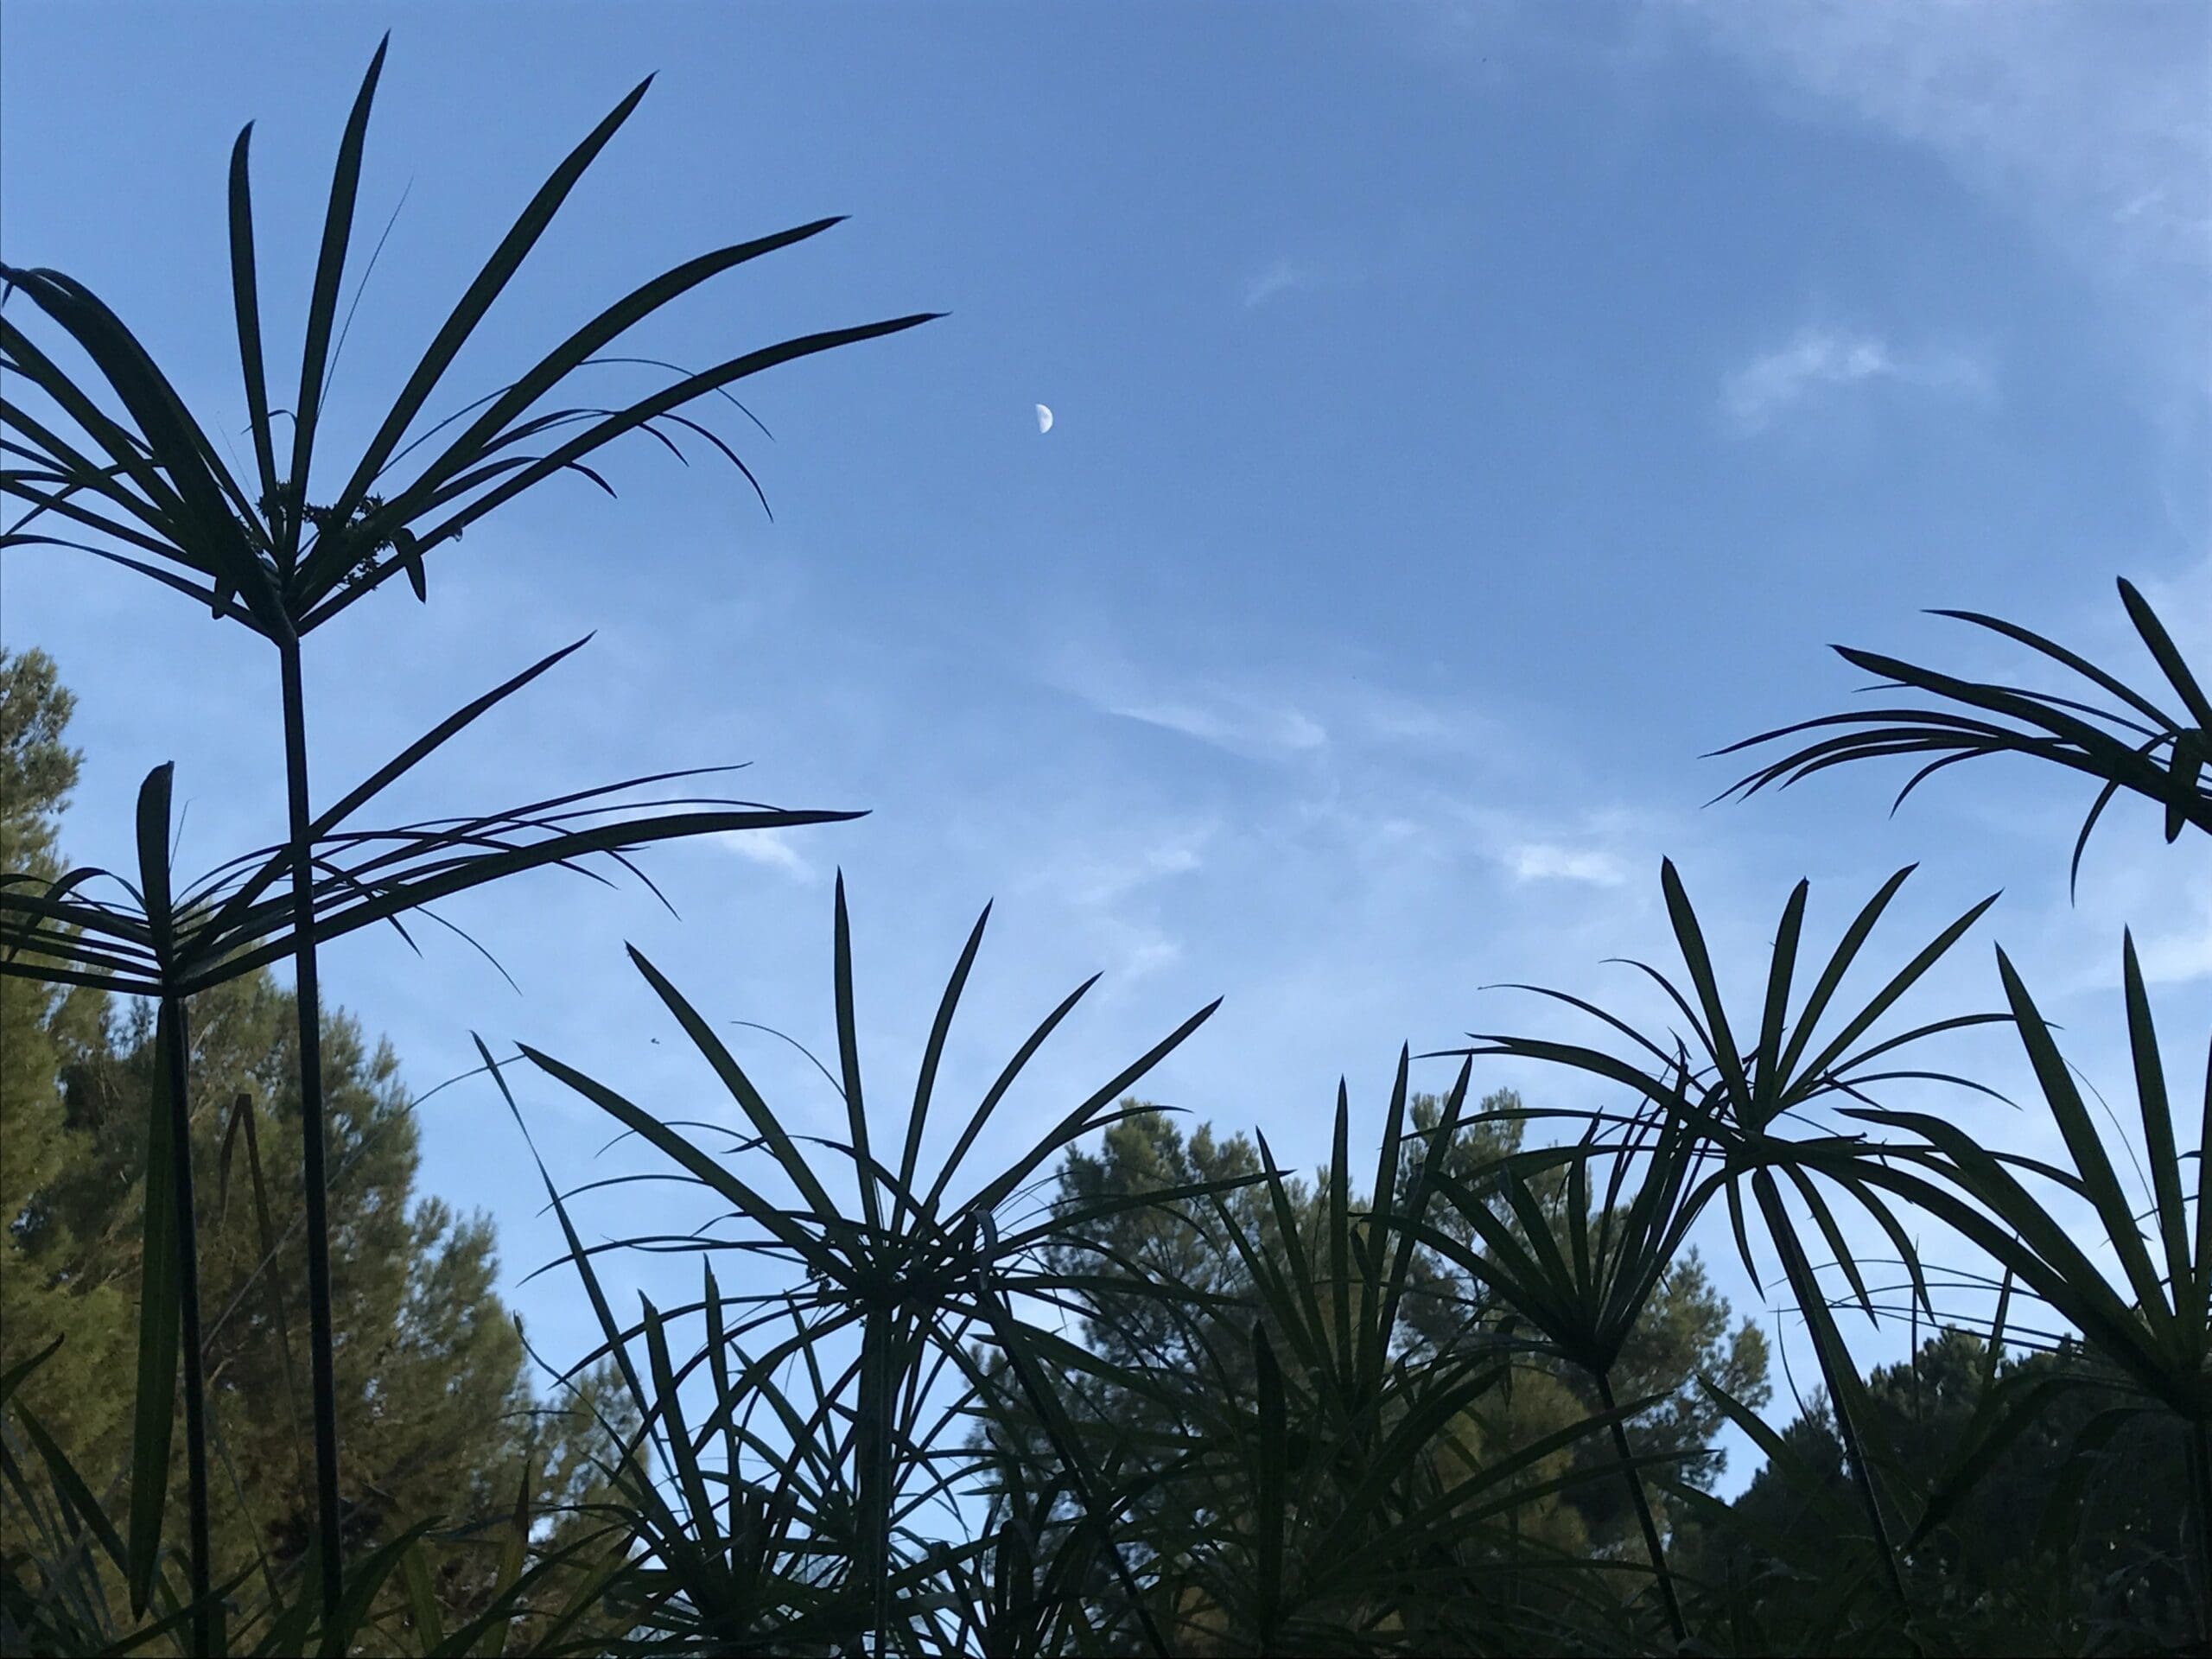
[[1017, 1097, 1768, 1550], [0, 647, 627, 1630], [0, 649, 133, 1471], [1689, 1331, 2196, 1649]]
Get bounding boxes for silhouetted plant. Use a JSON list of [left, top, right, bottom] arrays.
[[1440, 859, 2005, 1641], [0, 660, 843, 1646], [1719, 577, 2209, 892], [1414, 1105, 1706, 1643], [493, 880, 1217, 1654], [1839, 932, 2212, 1642], [1, 37, 930, 1611]]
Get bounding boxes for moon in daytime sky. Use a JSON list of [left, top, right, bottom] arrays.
[[1035, 404, 1053, 434]]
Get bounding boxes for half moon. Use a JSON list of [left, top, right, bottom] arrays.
[[1035, 404, 1054, 435]]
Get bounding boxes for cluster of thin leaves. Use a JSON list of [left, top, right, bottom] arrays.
[[410, 582, 2199, 1656], [5, 35, 2210, 1659], [2, 35, 925, 1654], [1718, 577, 2210, 891], [1, 38, 931, 636], [7, 572, 2209, 1659]]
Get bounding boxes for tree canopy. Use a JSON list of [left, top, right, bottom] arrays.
[[1001, 1100, 1768, 1560], [0, 647, 621, 1631]]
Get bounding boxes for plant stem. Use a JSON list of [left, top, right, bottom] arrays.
[[158, 997, 213, 1655], [1758, 1173, 1913, 1634], [2191, 1416, 2212, 1647], [855, 1306, 893, 1656], [982, 1291, 1171, 1659], [1595, 1370, 1685, 1648], [279, 633, 344, 1614]]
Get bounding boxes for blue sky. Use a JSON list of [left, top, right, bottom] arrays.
[[5, 2, 2208, 1492]]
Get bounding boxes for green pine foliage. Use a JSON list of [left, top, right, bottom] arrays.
[[1015, 1099, 1767, 1545], [0, 652, 134, 1480], [1681, 1332, 2201, 1651], [0, 648, 626, 1641], [3, 41, 2207, 1656]]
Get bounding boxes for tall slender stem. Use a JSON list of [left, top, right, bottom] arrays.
[[2190, 1416, 2212, 1646], [982, 1289, 1170, 1659], [278, 633, 344, 1614], [157, 996, 213, 1655], [855, 1306, 894, 1656], [1758, 1174, 1913, 1633], [1595, 1369, 1685, 1648]]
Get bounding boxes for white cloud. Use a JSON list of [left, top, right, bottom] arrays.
[[1042, 630, 1534, 771], [1107, 696, 1330, 754], [1674, 2, 2209, 266], [1243, 258, 1313, 308], [1006, 823, 1212, 986], [1242, 254, 1367, 309], [1504, 842, 1630, 887], [1722, 327, 1988, 432], [1051, 639, 1334, 757], [2138, 923, 2212, 988], [716, 825, 815, 881], [1030, 830, 1211, 910], [1671, 1, 2210, 400]]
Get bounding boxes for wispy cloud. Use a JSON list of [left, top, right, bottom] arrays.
[[1675, 2, 2209, 269], [1009, 823, 1213, 983], [2139, 920, 2212, 988], [1241, 255, 1365, 309], [1047, 636, 1531, 769], [1243, 258, 1313, 308], [1504, 842, 1630, 887], [1031, 830, 1211, 910], [717, 825, 816, 881], [1673, 1, 2209, 401], [1107, 695, 1330, 754], [1721, 327, 1988, 433], [1051, 639, 1337, 757]]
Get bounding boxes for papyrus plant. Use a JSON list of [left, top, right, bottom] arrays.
[[1443, 859, 2004, 1638], [1, 38, 931, 1606], [1719, 577, 2209, 892], [0, 638, 851, 1644], [495, 880, 1217, 1656]]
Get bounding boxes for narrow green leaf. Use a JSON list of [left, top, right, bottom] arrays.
[[397, 313, 939, 575], [1251, 1322, 1286, 1641], [623, 945, 842, 1230], [0, 1336, 63, 1412], [639, 1298, 718, 1558], [518, 1041, 830, 1269], [288, 36, 390, 558], [1661, 858, 1753, 1117], [226, 122, 280, 509], [2118, 576, 2212, 730], [1997, 945, 2172, 1334], [133, 763, 176, 957], [398, 1540, 447, 1655], [1777, 866, 1915, 1085], [895, 903, 989, 1234], [963, 996, 1221, 1223], [127, 1001, 183, 1613], [1794, 887, 2000, 1099], [1327, 1083, 1353, 1380], [831, 872, 880, 1233], [1755, 880, 1809, 1114], [2120, 931, 2191, 1319], [16, 1407, 131, 1576], [329, 77, 657, 522]]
